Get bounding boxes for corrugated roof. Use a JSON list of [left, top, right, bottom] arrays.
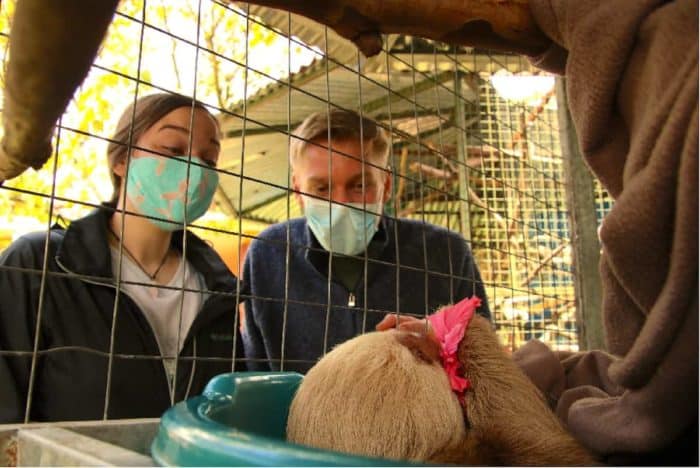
[[216, 6, 540, 223], [216, 61, 483, 215]]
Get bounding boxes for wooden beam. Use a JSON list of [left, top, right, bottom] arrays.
[[241, 1, 550, 57], [0, 0, 119, 182]]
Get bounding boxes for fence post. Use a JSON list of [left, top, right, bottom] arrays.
[[555, 77, 606, 351], [454, 71, 473, 241]]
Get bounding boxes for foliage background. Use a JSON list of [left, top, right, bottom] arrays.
[[0, 0, 316, 251]]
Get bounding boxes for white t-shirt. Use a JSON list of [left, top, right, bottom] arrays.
[[109, 246, 209, 389]]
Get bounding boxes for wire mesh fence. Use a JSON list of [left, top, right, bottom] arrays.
[[0, 0, 613, 424]]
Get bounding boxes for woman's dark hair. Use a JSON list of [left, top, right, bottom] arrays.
[[106, 92, 216, 203]]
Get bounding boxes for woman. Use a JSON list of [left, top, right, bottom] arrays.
[[0, 93, 244, 423]]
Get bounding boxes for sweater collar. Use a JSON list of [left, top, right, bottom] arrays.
[[304, 215, 393, 274], [56, 203, 236, 292]]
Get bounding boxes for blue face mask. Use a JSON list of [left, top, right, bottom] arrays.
[[302, 195, 382, 256], [126, 155, 219, 231]]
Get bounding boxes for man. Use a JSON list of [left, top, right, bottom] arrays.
[[242, 108, 490, 373]]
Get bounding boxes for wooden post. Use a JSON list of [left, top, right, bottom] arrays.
[[555, 77, 606, 351], [454, 71, 473, 241]]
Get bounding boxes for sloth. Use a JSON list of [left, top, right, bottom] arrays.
[[286, 299, 596, 465]]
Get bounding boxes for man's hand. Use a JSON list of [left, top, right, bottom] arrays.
[[376, 314, 441, 364], [376, 313, 430, 331]]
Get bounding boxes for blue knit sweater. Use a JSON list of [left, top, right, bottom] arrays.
[[242, 216, 490, 373]]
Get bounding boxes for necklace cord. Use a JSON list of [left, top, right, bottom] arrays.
[[107, 226, 170, 280]]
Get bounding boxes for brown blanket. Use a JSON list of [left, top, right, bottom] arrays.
[[514, 0, 698, 463]]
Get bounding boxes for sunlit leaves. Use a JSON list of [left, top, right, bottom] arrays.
[[0, 0, 315, 246]]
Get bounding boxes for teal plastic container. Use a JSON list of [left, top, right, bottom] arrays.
[[151, 372, 411, 466]]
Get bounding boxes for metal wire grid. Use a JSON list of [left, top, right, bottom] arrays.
[[594, 180, 614, 226], [467, 69, 579, 351], [0, 0, 611, 422], [0, 0, 260, 422]]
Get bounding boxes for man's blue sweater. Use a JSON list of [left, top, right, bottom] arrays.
[[242, 216, 490, 373]]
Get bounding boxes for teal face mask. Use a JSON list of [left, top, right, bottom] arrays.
[[302, 195, 382, 256], [126, 155, 219, 231]]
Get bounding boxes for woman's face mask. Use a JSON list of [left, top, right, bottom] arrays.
[[302, 194, 382, 256], [126, 155, 219, 231]]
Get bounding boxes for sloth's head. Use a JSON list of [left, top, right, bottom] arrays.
[[286, 329, 466, 462]]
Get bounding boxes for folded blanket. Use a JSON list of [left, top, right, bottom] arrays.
[[515, 0, 698, 462]]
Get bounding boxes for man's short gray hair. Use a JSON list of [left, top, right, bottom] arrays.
[[289, 108, 389, 170]]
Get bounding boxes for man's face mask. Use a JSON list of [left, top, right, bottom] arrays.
[[126, 155, 219, 231], [302, 194, 382, 256]]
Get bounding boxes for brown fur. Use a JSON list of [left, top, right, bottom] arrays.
[[287, 313, 597, 465], [459, 315, 596, 465]]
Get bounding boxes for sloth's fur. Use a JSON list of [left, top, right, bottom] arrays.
[[287, 312, 597, 465]]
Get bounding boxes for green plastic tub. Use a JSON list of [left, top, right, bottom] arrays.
[[151, 372, 411, 466]]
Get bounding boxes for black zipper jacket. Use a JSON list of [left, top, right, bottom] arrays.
[[0, 205, 245, 423]]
